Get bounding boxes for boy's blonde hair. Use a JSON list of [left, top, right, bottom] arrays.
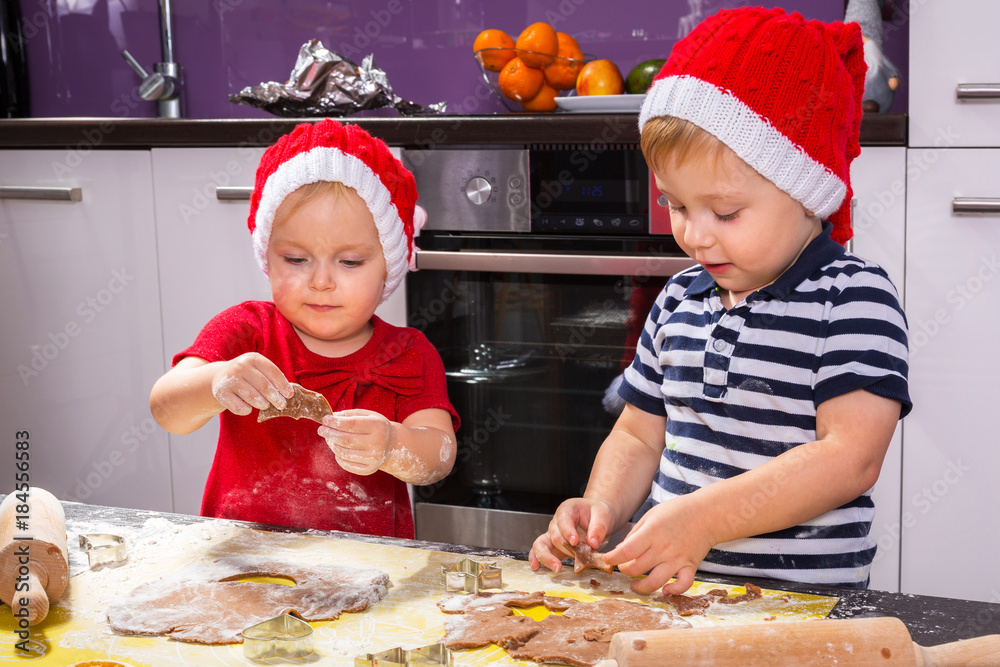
[[639, 115, 732, 174]]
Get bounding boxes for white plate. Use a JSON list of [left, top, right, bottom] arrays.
[[554, 94, 645, 113]]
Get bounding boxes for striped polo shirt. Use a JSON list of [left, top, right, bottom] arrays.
[[620, 223, 910, 588]]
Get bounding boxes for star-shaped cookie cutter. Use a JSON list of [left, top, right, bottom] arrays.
[[441, 558, 502, 594], [241, 613, 313, 660], [354, 643, 452, 667], [78, 533, 127, 568]]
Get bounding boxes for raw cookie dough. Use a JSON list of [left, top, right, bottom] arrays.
[[438, 590, 690, 666], [565, 542, 613, 575], [257, 384, 333, 423], [107, 555, 389, 644], [660, 582, 763, 616]]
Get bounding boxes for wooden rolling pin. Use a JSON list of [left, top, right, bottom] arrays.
[[0, 488, 69, 625], [607, 617, 1000, 666]]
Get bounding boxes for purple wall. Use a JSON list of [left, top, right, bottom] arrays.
[[18, 0, 908, 119]]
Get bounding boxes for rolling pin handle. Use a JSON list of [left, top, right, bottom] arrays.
[[12, 568, 50, 626], [916, 634, 1000, 666]]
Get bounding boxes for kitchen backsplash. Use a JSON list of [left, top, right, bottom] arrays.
[[17, 0, 908, 118]]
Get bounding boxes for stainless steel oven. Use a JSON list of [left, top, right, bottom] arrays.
[[401, 145, 694, 551]]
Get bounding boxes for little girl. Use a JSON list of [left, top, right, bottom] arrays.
[[150, 120, 459, 539]]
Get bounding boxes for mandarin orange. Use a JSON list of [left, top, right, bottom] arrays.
[[498, 57, 545, 102], [473, 29, 516, 72], [515, 22, 558, 68], [543, 32, 585, 90], [520, 83, 559, 112], [555, 32, 584, 60]]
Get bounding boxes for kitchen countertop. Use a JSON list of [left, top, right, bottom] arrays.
[[0, 112, 907, 148], [22, 498, 1000, 652]]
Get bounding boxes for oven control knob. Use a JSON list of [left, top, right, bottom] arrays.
[[465, 176, 493, 205]]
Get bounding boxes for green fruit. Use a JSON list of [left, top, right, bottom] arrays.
[[625, 59, 666, 95]]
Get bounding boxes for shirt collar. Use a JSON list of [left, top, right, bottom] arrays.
[[684, 221, 845, 299]]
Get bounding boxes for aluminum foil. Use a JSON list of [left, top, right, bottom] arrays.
[[229, 39, 446, 117]]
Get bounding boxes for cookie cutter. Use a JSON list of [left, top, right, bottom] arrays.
[[441, 558, 502, 594], [354, 643, 452, 667], [78, 533, 127, 568], [241, 613, 313, 660]]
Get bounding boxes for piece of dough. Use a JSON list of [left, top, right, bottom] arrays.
[[660, 582, 763, 616], [565, 541, 614, 575], [107, 555, 389, 644], [438, 590, 690, 666], [257, 384, 332, 423]]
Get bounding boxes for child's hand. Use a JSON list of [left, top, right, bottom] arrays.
[[529, 497, 617, 573], [319, 410, 396, 476], [211, 353, 294, 416], [602, 499, 715, 596]]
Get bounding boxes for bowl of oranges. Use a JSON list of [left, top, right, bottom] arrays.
[[474, 23, 613, 113]]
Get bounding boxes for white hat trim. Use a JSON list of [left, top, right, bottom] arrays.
[[251, 146, 409, 303], [639, 75, 846, 219]]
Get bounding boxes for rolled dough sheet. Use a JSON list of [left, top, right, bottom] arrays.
[[106, 554, 389, 643]]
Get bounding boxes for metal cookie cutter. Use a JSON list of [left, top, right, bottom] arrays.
[[355, 643, 452, 667], [78, 534, 127, 568], [241, 613, 313, 660], [441, 558, 502, 594]]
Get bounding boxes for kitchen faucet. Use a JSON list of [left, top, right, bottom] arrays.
[[121, 0, 181, 118]]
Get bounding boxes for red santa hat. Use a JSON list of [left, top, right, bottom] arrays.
[[248, 119, 420, 302], [639, 7, 865, 245]]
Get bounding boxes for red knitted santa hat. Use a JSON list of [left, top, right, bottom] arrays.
[[639, 7, 865, 245], [248, 119, 419, 302]]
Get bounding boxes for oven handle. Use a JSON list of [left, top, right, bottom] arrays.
[[413, 249, 696, 276]]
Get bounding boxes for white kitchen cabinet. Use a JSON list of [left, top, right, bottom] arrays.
[[849, 146, 907, 593], [909, 0, 1000, 147], [151, 147, 271, 516], [0, 150, 171, 511], [151, 148, 408, 515], [902, 149, 1000, 603]]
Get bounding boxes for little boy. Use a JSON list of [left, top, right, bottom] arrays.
[[150, 120, 459, 539], [531, 7, 910, 592]]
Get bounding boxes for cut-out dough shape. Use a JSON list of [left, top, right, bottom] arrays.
[[438, 590, 689, 666], [257, 384, 333, 424], [106, 555, 389, 644]]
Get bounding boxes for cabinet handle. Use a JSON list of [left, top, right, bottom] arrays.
[[415, 249, 696, 276], [0, 186, 82, 201], [956, 83, 1000, 100], [215, 186, 253, 201], [952, 198, 1000, 215]]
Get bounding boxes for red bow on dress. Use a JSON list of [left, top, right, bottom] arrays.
[[297, 346, 424, 411]]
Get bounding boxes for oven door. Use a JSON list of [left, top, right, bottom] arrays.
[[407, 232, 694, 550]]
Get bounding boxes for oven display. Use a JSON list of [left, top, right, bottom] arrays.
[[530, 147, 649, 234]]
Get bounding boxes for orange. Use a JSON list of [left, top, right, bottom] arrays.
[[576, 59, 625, 96], [473, 29, 516, 72], [498, 57, 545, 102], [555, 32, 584, 60], [520, 83, 559, 112], [516, 22, 558, 68], [543, 32, 585, 90]]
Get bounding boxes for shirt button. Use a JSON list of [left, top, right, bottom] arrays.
[[713, 339, 727, 352]]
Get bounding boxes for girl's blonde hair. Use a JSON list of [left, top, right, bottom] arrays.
[[273, 181, 361, 228]]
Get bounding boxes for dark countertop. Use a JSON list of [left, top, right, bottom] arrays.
[[0, 113, 907, 148], [52, 499, 1000, 647]]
